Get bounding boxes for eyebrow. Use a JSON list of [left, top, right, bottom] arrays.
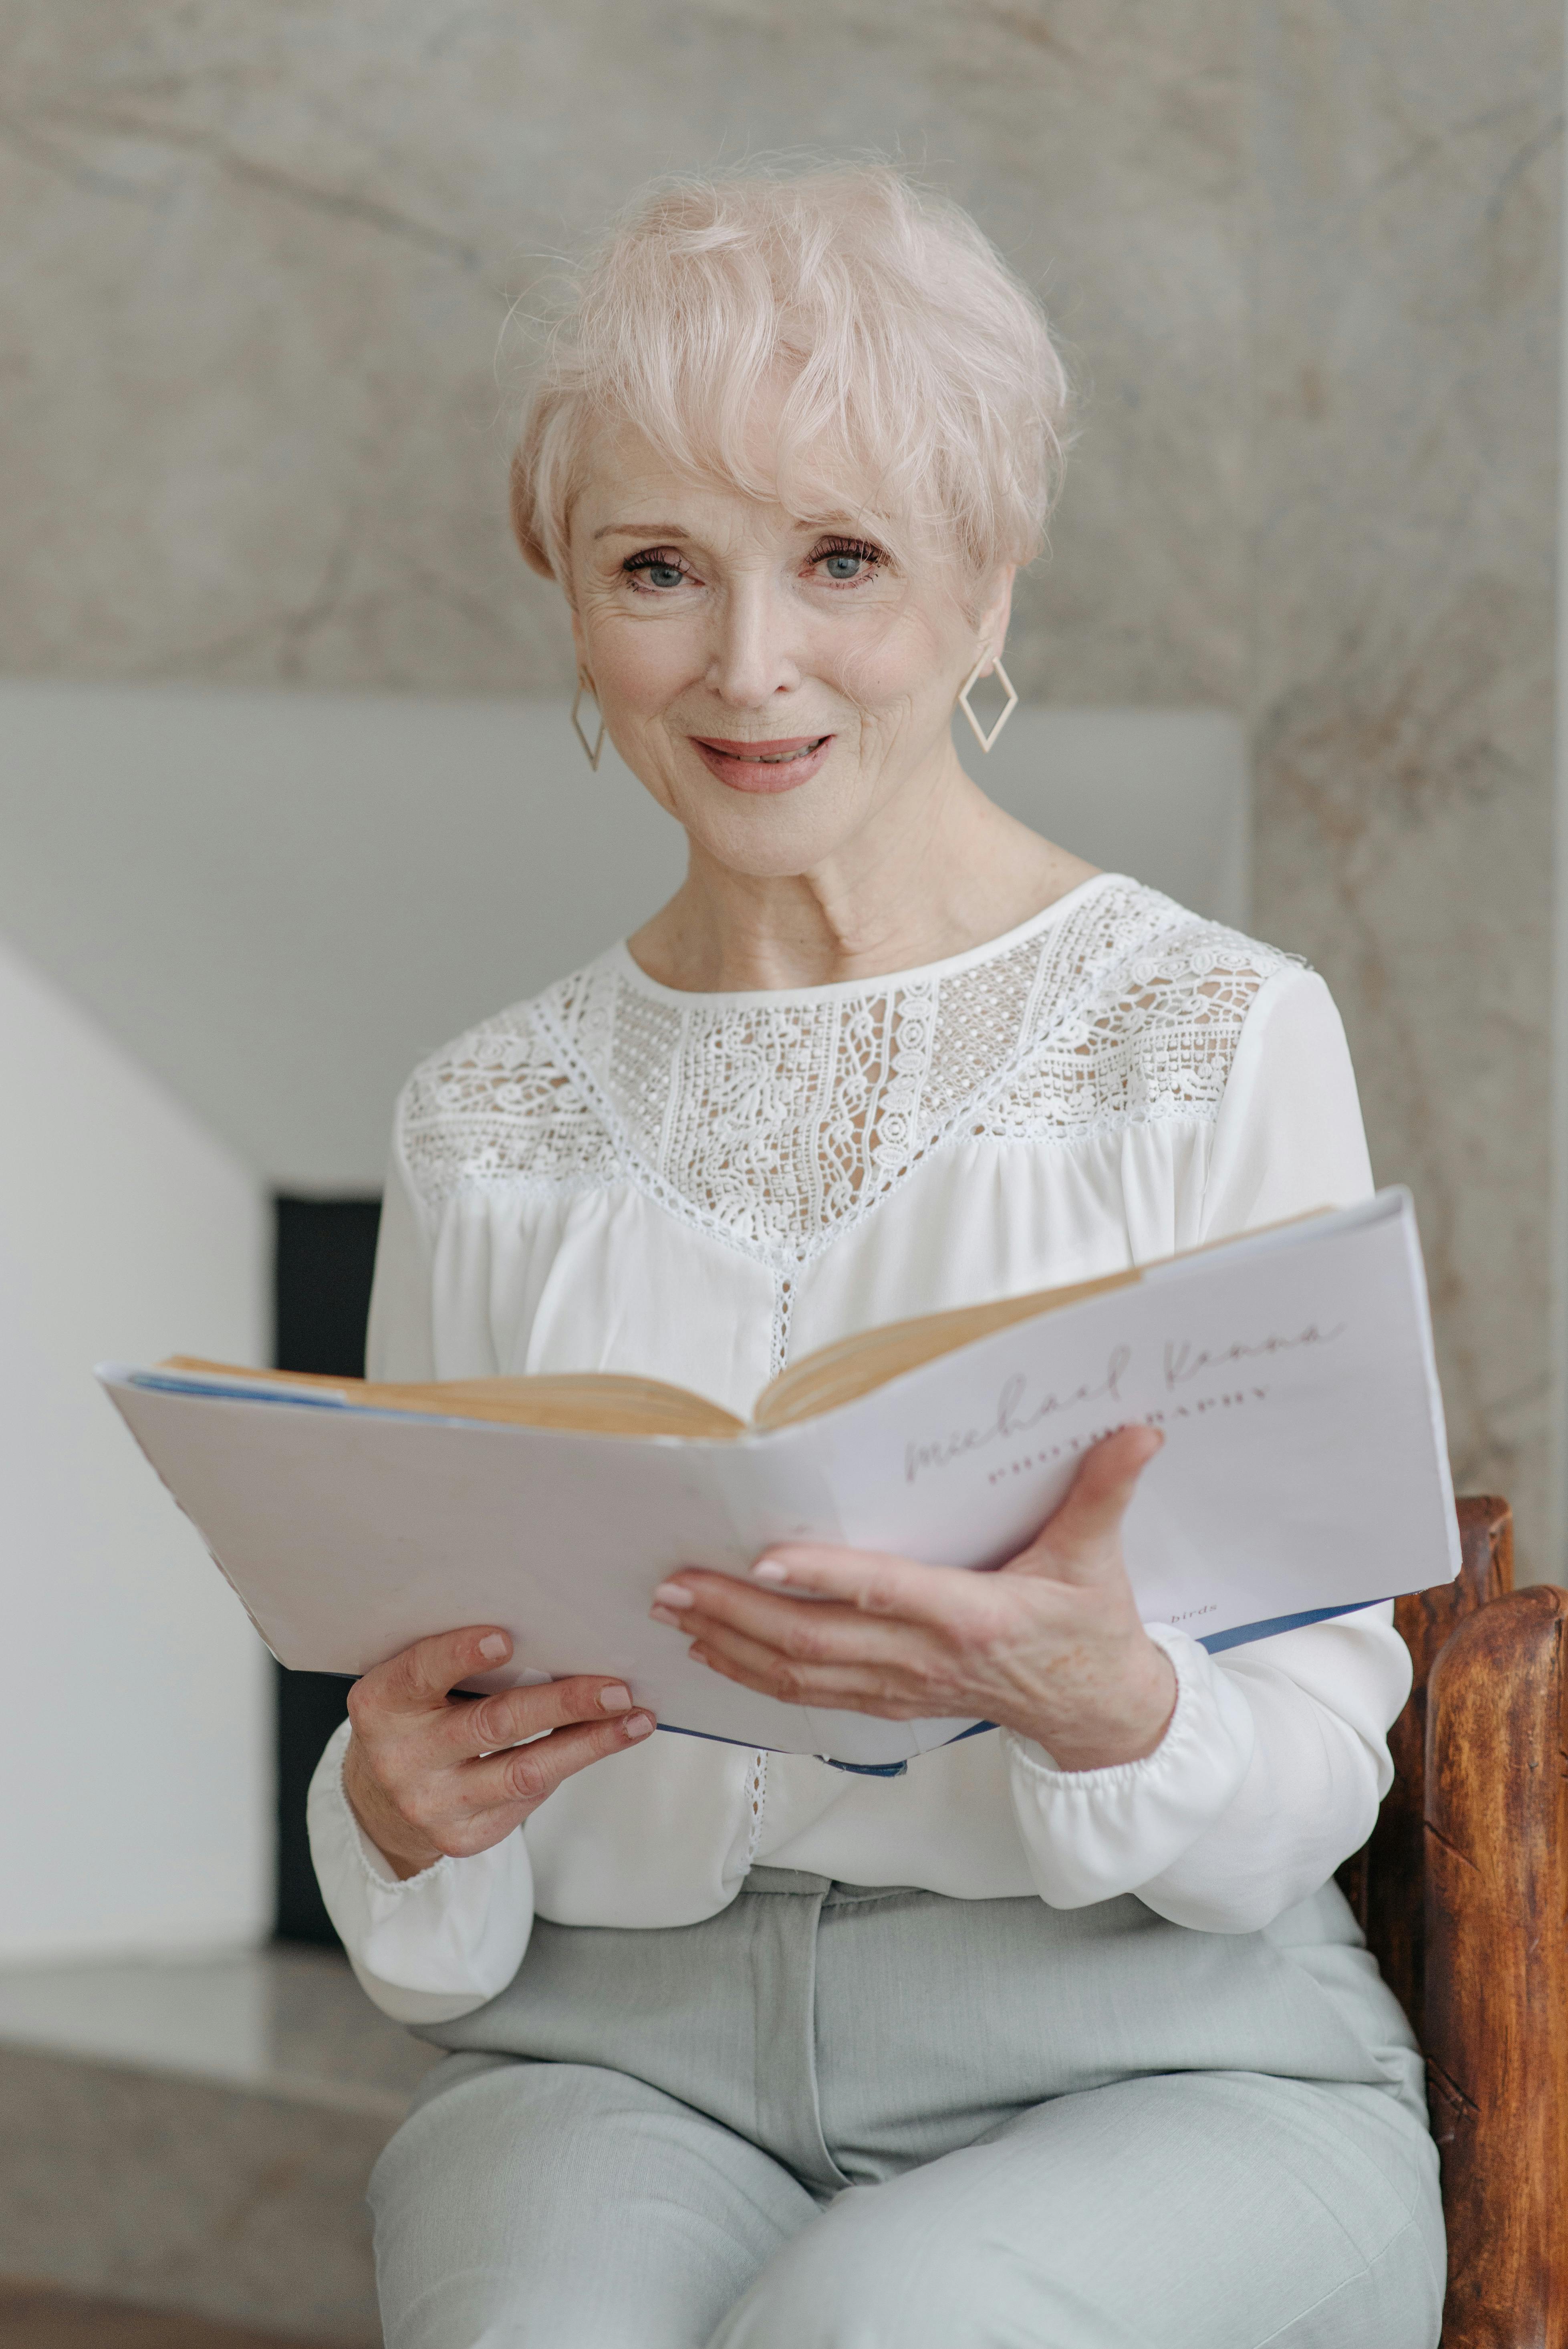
[[591, 516, 873, 543]]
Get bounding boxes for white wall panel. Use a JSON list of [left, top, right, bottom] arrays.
[[0, 934, 270, 1958]]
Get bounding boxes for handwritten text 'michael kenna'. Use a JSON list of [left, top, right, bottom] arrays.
[[903, 1321, 1348, 1484]]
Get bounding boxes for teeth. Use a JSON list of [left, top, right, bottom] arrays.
[[734, 739, 824, 763]]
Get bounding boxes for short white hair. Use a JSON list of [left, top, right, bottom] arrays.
[[511, 163, 1072, 591]]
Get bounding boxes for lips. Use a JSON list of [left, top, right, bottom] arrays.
[[695, 735, 827, 758], [690, 734, 835, 793]]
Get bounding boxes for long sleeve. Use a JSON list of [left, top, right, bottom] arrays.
[[1004, 962, 1408, 1932], [307, 1718, 535, 2023], [306, 1130, 536, 2022], [1004, 1606, 1410, 1929]]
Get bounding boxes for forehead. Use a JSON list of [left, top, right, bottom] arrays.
[[571, 416, 896, 551]]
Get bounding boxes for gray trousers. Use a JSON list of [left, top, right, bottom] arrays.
[[371, 1868, 1445, 2349]]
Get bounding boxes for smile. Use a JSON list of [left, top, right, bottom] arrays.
[[690, 734, 835, 793]]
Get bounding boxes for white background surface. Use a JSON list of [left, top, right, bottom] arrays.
[[0, 932, 270, 1959]]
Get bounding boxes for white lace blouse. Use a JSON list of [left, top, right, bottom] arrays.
[[309, 873, 1412, 2024]]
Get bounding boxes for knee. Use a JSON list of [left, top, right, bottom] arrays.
[[709, 2195, 1051, 2349]]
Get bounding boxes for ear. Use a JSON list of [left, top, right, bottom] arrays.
[[519, 538, 559, 581], [975, 566, 1017, 669], [509, 450, 560, 581]]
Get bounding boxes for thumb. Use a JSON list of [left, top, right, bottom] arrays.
[[1006, 1424, 1163, 1587]]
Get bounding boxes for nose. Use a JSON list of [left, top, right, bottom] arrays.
[[705, 573, 802, 708]]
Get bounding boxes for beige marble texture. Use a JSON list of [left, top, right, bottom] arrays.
[[1250, 2, 1563, 1572], [0, 1944, 439, 2115], [0, 2045, 385, 2340], [0, 0, 1248, 703], [0, 1945, 437, 2336]]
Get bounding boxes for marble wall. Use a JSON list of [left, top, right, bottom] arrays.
[[1, 1, 1562, 1565], [0, 0, 1249, 702], [1250, 4, 1564, 1571]]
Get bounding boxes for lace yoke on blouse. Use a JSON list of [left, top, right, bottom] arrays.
[[399, 877, 1296, 1363]]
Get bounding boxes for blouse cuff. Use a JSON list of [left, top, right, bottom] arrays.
[[1002, 1629, 1255, 1909], [305, 1719, 536, 2024]]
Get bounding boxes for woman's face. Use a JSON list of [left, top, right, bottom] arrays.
[[567, 422, 1012, 879]]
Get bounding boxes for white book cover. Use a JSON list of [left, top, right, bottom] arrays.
[[100, 1188, 1458, 1769]]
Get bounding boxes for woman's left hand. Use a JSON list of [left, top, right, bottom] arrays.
[[649, 1424, 1177, 1773]]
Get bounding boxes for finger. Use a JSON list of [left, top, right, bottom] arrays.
[[677, 1601, 927, 1687], [461, 1708, 655, 1811], [686, 1620, 926, 1714], [667, 1549, 988, 1636], [353, 1625, 513, 1720], [446, 1674, 636, 1758], [655, 1575, 929, 1666], [1008, 1426, 1163, 1585]]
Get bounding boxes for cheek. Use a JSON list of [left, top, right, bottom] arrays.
[[588, 612, 699, 716], [823, 609, 963, 728]]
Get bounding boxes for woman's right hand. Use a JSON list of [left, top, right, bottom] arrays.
[[342, 1626, 655, 1880]]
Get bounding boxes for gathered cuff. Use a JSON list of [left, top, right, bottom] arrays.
[[1002, 1628, 1255, 1909], [326, 1726, 455, 1898], [305, 1719, 535, 2022]]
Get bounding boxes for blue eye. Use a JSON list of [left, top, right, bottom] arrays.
[[637, 561, 686, 589], [812, 539, 883, 583]]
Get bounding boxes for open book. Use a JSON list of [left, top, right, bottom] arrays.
[[143, 1262, 1212, 1442], [101, 1189, 1458, 1769]]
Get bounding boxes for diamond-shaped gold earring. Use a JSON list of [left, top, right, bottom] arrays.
[[571, 676, 606, 770], [956, 653, 1018, 754]]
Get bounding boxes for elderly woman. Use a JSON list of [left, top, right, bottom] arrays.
[[308, 167, 1443, 2348]]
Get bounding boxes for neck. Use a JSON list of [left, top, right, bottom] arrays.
[[628, 741, 1097, 994]]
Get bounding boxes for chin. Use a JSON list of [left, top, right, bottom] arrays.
[[679, 786, 870, 880]]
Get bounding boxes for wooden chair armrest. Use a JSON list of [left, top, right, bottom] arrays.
[[1424, 1584, 1568, 2347], [1338, 1496, 1513, 2036]]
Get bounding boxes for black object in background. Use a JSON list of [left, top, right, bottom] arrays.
[[273, 1194, 382, 1948]]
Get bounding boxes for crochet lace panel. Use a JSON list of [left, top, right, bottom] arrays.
[[399, 878, 1297, 1269]]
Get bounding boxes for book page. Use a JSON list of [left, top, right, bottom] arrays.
[[753, 1268, 1141, 1430], [753, 1208, 1335, 1430], [105, 1369, 922, 1760], [783, 1192, 1457, 1653], [159, 1358, 745, 1440]]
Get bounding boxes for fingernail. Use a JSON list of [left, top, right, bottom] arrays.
[[651, 1582, 694, 1609], [478, 1633, 508, 1661], [649, 1605, 683, 1627], [598, 1684, 631, 1712], [622, 1711, 655, 1740], [751, 1559, 789, 1584]]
